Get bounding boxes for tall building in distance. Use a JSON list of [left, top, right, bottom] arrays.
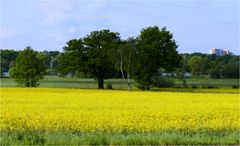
[[209, 48, 234, 56]]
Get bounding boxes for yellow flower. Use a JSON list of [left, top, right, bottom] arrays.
[[0, 88, 239, 133]]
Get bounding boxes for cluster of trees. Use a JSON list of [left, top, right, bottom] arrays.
[[57, 26, 181, 90], [0, 49, 61, 77], [1, 26, 181, 89], [0, 49, 19, 77], [1, 26, 239, 89], [182, 53, 239, 78]]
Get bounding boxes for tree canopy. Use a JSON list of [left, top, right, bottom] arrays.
[[133, 26, 181, 90], [9, 47, 46, 87], [60, 30, 120, 89], [4, 26, 238, 89]]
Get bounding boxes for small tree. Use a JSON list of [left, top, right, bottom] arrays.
[[188, 56, 203, 75], [111, 38, 137, 91], [10, 47, 46, 87]]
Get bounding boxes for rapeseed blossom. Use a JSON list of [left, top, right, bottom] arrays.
[[0, 88, 239, 133]]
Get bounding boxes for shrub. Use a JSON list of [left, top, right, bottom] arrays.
[[0, 67, 4, 78], [210, 69, 220, 79], [136, 84, 146, 90], [232, 85, 239, 89], [152, 78, 175, 88], [191, 85, 198, 88], [106, 83, 113, 89], [175, 85, 182, 88], [46, 69, 58, 76], [207, 85, 218, 89], [220, 64, 239, 78], [182, 80, 188, 88]]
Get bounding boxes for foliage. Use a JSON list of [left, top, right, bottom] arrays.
[[232, 85, 239, 89], [191, 85, 198, 88], [61, 30, 120, 89], [220, 64, 239, 78], [188, 56, 201, 75], [0, 49, 19, 72], [182, 79, 188, 88], [152, 76, 175, 88], [0, 67, 4, 78], [83, 30, 120, 88], [182, 54, 239, 78], [1, 88, 239, 144], [1, 28, 239, 83], [134, 26, 181, 90], [110, 38, 137, 90], [36, 51, 60, 69], [209, 68, 220, 79], [106, 83, 113, 89], [209, 55, 239, 79], [9, 47, 46, 87], [57, 52, 77, 76]]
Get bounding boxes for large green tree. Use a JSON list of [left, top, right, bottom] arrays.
[[10, 47, 46, 87], [134, 26, 181, 90], [62, 30, 120, 89]]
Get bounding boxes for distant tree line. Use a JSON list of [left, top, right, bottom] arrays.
[[181, 53, 239, 79], [1, 26, 239, 89]]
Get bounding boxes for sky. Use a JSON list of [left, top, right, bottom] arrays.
[[0, 0, 239, 54]]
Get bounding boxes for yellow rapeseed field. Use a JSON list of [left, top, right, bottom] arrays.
[[0, 88, 239, 133]]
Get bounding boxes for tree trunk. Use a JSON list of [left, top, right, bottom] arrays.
[[120, 58, 132, 91], [97, 78, 104, 89], [127, 71, 131, 91], [146, 81, 150, 91], [120, 58, 125, 81]]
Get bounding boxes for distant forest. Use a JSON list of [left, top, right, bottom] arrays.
[[1, 27, 239, 90], [1, 49, 239, 79]]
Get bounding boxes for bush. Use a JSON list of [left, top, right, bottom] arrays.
[[220, 64, 239, 78], [106, 83, 113, 89], [175, 85, 182, 88], [152, 78, 175, 88], [136, 84, 145, 90], [191, 85, 198, 88], [182, 80, 188, 88], [207, 85, 218, 89], [46, 69, 58, 76], [210, 69, 220, 79], [232, 85, 239, 89], [0, 67, 4, 78]]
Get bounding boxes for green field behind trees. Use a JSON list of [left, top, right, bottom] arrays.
[[1, 75, 239, 93]]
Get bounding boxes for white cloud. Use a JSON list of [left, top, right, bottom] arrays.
[[38, 1, 73, 26], [36, 0, 109, 26]]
